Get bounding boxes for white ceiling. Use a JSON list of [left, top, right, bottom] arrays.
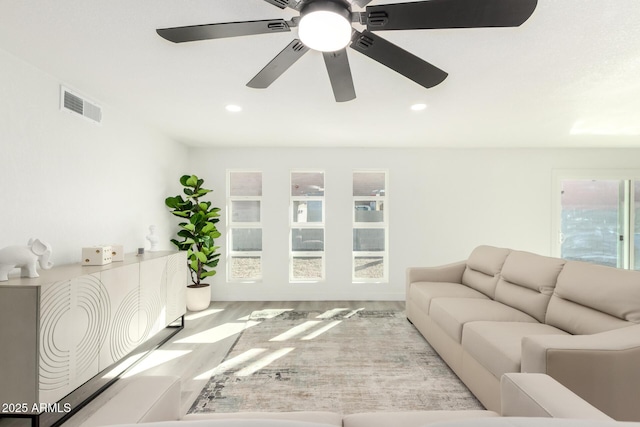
[[1, 0, 639, 148]]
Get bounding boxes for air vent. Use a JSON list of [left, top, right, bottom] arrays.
[[60, 86, 102, 124], [268, 22, 287, 31], [355, 34, 374, 50], [265, 0, 289, 8], [292, 41, 306, 52], [367, 11, 388, 27]]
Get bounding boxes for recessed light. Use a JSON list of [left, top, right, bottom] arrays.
[[225, 104, 242, 112], [410, 103, 427, 111]]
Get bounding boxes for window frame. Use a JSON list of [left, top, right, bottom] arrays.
[[227, 170, 263, 283], [290, 170, 326, 283], [352, 170, 389, 283]]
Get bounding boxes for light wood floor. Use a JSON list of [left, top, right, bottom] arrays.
[[61, 300, 405, 426]]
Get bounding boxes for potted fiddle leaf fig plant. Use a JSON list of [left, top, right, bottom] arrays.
[[165, 174, 221, 311]]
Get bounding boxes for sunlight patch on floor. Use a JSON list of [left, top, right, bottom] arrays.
[[122, 350, 192, 378], [236, 308, 293, 321], [101, 352, 147, 379], [235, 347, 295, 377], [185, 308, 225, 321], [194, 348, 267, 380], [315, 308, 350, 319], [269, 320, 322, 342], [175, 320, 261, 344], [301, 320, 342, 340], [343, 308, 365, 318]]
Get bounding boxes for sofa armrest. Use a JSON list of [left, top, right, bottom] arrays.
[[500, 373, 611, 419], [521, 324, 640, 421], [406, 261, 467, 295], [521, 324, 640, 373]]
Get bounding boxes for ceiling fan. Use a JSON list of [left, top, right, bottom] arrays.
[[157, 0, 537, 102]]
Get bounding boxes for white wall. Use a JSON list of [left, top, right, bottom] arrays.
[[0, 48, 189, 268], [4, 43, 640, 301], [190, 147, 640, 301]]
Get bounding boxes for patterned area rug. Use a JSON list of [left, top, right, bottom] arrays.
[[190, 309, 483, 414]]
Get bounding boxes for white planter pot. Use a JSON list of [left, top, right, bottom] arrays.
[[186, 285, 211, 312]]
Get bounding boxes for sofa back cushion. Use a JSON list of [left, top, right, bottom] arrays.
[[494, 250, 566, 322], [461, 246, 511, 298], [546, 261, 640, 334]]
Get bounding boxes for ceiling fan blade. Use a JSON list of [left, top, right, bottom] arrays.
[[350, 30, 447, 89], [247, 39, 310, 89], [262, 0, 290, 9], [323, 49, 356, 102], [157, 19, 290, 43], [365, 0, 537, 31]]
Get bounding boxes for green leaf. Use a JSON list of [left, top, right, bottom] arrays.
[[190, 259, 199, 272], [165, 196, 184, 209], [177, 229, 194, 239], [195, 251, 207, 263], [201, 223, 216, 234], [201, 270, 217, 278], [181, 223, 196, 232], [172, 210, 190, 218], [185, 175, 198, 187]]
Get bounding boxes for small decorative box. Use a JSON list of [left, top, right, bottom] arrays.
[[82, 246, 113, 266], [110, 244, 124, 262]]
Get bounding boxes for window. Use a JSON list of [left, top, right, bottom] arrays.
[[353, 171, 388, 282], [554, 171, 640, 270], [227, 171, 262, 281], [290, 171, 325, 281]]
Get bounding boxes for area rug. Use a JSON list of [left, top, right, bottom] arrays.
[[189, 309, 483, 414]]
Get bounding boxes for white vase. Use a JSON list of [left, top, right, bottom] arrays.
[[186, 285, 211, 312]]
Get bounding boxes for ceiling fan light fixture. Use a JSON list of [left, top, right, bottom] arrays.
[[299, 1, 352, 52]]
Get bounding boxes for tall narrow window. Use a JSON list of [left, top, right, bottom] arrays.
[[228, 171, 262, 281], [290, 171, 325, 282], [353, 171, 388, 282]]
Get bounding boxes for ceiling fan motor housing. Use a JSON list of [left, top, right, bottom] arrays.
[[299, 0, 353, 52], [300, 0, 352, 17]]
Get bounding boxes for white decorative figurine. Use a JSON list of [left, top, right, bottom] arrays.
[[146, 225, 160, 251], [0, 238, 54, 281]]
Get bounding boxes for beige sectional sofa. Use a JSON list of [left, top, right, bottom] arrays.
[[406, 245, 640, 421]]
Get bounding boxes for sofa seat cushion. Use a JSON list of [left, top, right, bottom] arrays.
[[410, 282, 489, 315], [429, 299, 539, 343], [462, 322, 569, 379]]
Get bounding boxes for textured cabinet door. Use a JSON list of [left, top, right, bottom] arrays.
[[38, 273, 110, 403], [99, 263, 141, 368], [166, 252, 187, 323], [139, 257, 167, 342]]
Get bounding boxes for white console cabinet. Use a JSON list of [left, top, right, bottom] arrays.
[[0, 251, 187, 424]]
